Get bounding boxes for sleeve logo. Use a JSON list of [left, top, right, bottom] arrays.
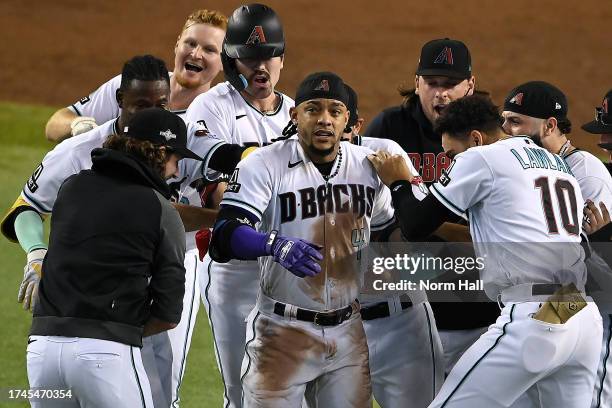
[[438, 160, 455, 187], [27, 163, 44, 193], [226, 168, 241, 193], [79, 96, 91, 105]]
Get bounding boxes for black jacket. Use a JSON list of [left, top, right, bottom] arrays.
[[31, 148, 186, 347], [366, 95, 500, 329]]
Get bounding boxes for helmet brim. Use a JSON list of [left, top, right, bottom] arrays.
[[224, 43, 284, 60]]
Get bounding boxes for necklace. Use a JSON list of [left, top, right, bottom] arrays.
[[558, 140, 572, 157], [322, 146, 343, 181]]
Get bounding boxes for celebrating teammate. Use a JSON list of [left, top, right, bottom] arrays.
[[26, 109, 198, 408], [184, 4, 293, 406], [366, 37, 499, 376], [209, 72, 396, 407], [43, 9, 227, 143], [344, 83, 444, 407], [369, 94, 602, 407]]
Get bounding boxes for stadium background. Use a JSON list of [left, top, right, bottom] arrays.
[[0, 0, 608, 406]]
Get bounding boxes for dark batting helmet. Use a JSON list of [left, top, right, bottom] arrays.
[[221, 4, 285, 91]]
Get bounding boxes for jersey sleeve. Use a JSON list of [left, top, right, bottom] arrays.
[[371, 183, 396, 231], [20, 146, 82, 214], [429, 149, 494, 220], [219, 150, 273, 222], [179, 122, 227, 187], [577, 176, 612, 209], [185, 93, 234, 143], [67, 74, 121, 123]]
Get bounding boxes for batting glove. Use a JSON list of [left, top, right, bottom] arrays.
[[70, 116, 97, 137], [18, 248, 47, 312], [267, 231, 323, 278]]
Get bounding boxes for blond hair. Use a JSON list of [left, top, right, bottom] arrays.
[[181, 9, 227, 34]]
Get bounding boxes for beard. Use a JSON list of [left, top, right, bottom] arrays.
[[175, 71, 204, 90], [527, 132, 543, 147], [306, 142, 335, 158]]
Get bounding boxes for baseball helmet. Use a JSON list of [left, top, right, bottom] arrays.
[[221, 4, 285, 91]]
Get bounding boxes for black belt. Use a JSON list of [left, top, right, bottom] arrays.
[[531, 284, 563, 296], [273, 300, 358, 327], [360, 300, 413, 321]]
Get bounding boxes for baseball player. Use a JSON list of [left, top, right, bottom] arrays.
[[502, 82, 612, 408], [343, 84, 445, 408], [44, 9, 227, 143], [365, 38, 499, 376], [184, 5, 293, 407], [1, 55, 249, 408], [582, 89, 612, 174], [370, 94, 602, 408], [26, 108, 198, 408], [209, 71, 396, 408]]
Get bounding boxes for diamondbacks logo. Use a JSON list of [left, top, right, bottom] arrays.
[[434, 47, 454, 65], [246, 26, 267, 45], [160, 129, 176, 141], [314, 79, 330, 92], [508, 93, 524, 106], [555, 102, 562, 110]]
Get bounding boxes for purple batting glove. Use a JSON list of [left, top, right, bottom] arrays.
[[268, 234, 323, 278]]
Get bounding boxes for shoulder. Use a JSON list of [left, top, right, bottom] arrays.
[[565, 149, 611, 178], [55, 120, 115, 156], [278, 91, 295, 109], [359, 137, 404, 155], [191, 82, 235, 108]]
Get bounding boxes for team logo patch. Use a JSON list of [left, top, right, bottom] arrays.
[[78, 96, 90, 105], [160, 129, 176, 141], [226, 168, 241, 193], [434, 47, 454, 65], [246, 25, 267, 45], [314, 79, 330, 92], [508, 92, 524, 106]]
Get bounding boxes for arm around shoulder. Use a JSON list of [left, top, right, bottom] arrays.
[[45, 108, 77, 142]]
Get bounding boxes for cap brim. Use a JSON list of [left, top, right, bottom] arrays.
[[174, 147, 203, 161], [416, 68, 471, 79], [581, 120, 612, 134]]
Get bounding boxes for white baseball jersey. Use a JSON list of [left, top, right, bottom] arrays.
[[221, 139, 395, 311], [185, 81, 294, 146], [563, 149, 612, 209], [429, 136, 586, 298], [68, 73, 185, 122], [22, 118, 221, 219]]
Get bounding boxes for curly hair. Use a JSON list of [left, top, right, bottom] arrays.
[[181, 9, 228, 34], [120, 55, 169, 91], [433, 94, 502, 138], [103, 134, 168, 178]]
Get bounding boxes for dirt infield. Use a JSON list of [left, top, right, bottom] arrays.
[[1, 0, 609, 153]]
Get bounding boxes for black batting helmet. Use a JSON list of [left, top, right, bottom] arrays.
[[221, 4, 285, 91]]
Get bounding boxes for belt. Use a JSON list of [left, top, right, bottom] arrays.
[[500, 283, 565, 305], [361, 300, 413, 321], [272, 300, 359, 327]]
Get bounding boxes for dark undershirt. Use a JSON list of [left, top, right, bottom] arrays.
[[312, 161, 334, 176]]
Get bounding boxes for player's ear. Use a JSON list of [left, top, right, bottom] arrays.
[[466, 76, 476, 95], [414, 75, 420, 95], [354, 118, 365, 135], [290, 107, 297, 124], [116, 89, 123, 108], [470, 130, 483, 146], [545, 117, 558, 135]]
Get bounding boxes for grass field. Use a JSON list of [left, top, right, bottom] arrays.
[[0, 102, 224, 407]]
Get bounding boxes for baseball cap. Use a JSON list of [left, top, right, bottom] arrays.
[[416, 38, 472, 79], [503, 81, 568, 120], [344, 84, 359, 128], [294, 72, 349, 108], [581, 89, 612, 134], [123, 108, 202, 161]]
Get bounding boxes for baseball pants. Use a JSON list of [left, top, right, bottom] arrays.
[[140, 248, 201, 408], [200, 255, 260, 408], [241, 294, 372, 408], [363, 300, 444, 408], [438, 327, 488, 376], [429, 300, 602, 408], [26, 335, 153, 408], [592, 313, 612, 408]]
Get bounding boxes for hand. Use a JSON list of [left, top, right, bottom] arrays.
[[583, 200, 611, 235], [367, 151, 414, 187], [18, 248, 47, 312], [70, 116, 97, 137], [268, 234, 323, 278]]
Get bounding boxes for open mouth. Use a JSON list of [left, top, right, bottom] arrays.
[[433, 104, 448, 115], [185, 62, 203, 73], [253, 75, 269, 85], [314, 129, 334, 137]]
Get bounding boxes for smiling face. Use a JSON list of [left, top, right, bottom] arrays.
[[292, 99, 349, 163], [416, 75, 474, 124], [173, 23, 225, 89], [235, 56, 284, 100]]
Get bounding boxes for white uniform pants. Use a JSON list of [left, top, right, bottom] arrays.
[[592, 313, 612, 408], [199, 255, 260, 408], [429, 301, 602, 408], [364, 301, 444, 408], [141, 248, 201, 408], [439, 327, 488, 376], [26, 336, 153, 408], [241, 296, 372, 408]]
